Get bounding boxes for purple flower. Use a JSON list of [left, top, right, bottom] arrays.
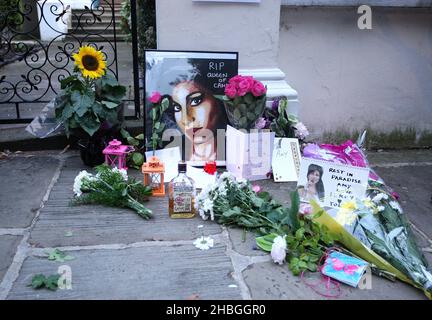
[[254, 117, 267, 129], [271, 98, 280, 111]]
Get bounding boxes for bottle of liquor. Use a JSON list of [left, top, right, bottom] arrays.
[[168, 161, 196, 218]]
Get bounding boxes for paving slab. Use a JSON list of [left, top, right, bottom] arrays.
[[29, 156, 221, 247], [227, 228, 267, 257], [373, 165, 432, 238], [7, 244, 241, 300], [368, 149, 432, 166], [0, 156, 59, 228], [243, 261, 428, 300], [0, 235, 22, 283]]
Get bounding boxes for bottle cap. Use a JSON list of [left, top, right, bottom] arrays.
[[178, 161, 187, 172]]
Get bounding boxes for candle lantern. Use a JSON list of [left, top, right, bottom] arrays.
[[103, 139, 133, 170], [142, 156, 165, 196]]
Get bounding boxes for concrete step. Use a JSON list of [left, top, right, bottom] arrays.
[[70, 26, 126, 34], [70, 22, 123, 30], [65, 34, 129, 42]]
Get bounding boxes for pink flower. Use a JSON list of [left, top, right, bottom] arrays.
[[238, 78, 252, 93], [237, 88, 248, 97], [299, 203, 312, 215], [251, 80, 266, 97], [294, 122, 309, 140], [149, 91, 161, 104], [228, 75, 243, 86], [224, 84, 237, 99], [252, 185, 262, 193]]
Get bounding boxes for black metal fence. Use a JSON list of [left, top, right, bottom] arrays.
[[0, 0, 141, 124]]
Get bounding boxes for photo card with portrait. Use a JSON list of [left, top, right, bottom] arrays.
[[297, 158, 370, 209], [144, 50, 239, 165]]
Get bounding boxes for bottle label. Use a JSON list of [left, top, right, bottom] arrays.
[[173, 186, 193, 213]]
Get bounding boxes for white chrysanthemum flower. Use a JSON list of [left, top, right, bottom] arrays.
[[73, 170, 92, 197], [363, 197, 375, 209], [202, 198, 213, 212], [389, 201, 401, 212], [219, 172, 234, 183], [377, 205, 385, 212], [372, 193, 387, 203], [217, 183, 227, 197], [193, 236, 214, 250], [112, 167, 128, 181], [271, 235, 287, 265]]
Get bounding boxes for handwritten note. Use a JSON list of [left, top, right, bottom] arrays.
[[271, 138, 301, 182]]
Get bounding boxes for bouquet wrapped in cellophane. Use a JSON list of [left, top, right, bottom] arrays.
[[305, 140, 432, 299]]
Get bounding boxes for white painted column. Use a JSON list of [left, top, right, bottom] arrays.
[[156, 0, 299, 116]]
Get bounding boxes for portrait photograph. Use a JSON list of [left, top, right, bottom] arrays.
[[144, 50, 239, 164]]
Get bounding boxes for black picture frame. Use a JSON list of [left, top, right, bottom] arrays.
[[143, 50, 239, 165]]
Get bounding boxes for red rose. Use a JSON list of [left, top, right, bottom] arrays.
[[203, 161, 217, 175]]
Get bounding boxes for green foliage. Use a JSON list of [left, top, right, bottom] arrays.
[[0, 0, 22, 30], [256, 233, 278, 252], [71, 164, 153, 219], [46, 249, 74, 263], [265, 97, 298, 138], [120, 128, 145, 169], [147, 96, 169, 152], [255, 192, 336, 276], [216, 94, 266, 130], [29, 274, 60, 291], [285, 215, 335, 275], [55, 74, 126, 137]]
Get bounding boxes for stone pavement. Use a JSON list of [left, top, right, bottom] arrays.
[[0, 149, 431, 300]]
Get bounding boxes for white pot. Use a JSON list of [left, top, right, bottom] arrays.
[[226, 125, 275, 181]]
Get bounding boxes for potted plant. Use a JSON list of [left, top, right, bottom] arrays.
[[55, 45, 126, 166], [215, 75, 274, 181]]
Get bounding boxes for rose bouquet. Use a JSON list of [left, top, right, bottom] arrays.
[[215, 75, 267, 130], [72, 164, 153, 219]]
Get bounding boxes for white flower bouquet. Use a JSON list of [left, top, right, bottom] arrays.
[[72, 164, 153, 219]]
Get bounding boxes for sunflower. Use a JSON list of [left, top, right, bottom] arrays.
[[72, 46, 106, 79]]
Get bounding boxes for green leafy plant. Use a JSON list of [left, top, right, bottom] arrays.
[[55, 74, 126, 137], [0, 0, 22, 30], [197, 172, 336, 276], [46, 249, 74, 263], [255, 192, 336, 276], [29, 274, 60, 291], [120, 128, 145, 169], [264, 97, 296, 138]]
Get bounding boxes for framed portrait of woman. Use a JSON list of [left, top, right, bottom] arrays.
[[144, 50, 239, 165]]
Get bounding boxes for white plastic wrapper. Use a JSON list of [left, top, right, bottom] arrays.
[[25, 99, 65, 138]]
